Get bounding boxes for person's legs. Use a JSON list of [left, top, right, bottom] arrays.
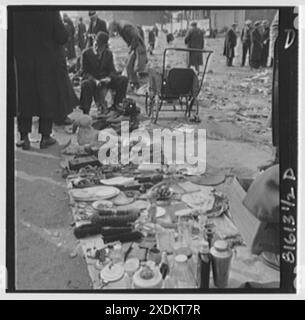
[[39, 118, 56, 149], [109, 76, 128, 105], [16, 116, 32, 150], [241, 42, 247, 66], [126, 50, 138, 87], [80, 79, 96, 114], [95, 83, 108, 114]]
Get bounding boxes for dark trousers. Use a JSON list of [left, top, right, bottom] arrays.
[[18, 116, 52, 136], [226, 57, 233, 66], [241, 42, 250, 66], [80, 76, 128, 114], [261, 44, 269, 67]]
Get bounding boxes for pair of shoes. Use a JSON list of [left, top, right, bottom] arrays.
[[16, 139, 30, 150], [40, 136, 57, 149]]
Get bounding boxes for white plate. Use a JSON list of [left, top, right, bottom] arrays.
[[100, 177, 134, 186], [181, 191, 215, 211], [100, 264, 124, 283], [71, 186, 120, 201], [92, 200, 113, 211]]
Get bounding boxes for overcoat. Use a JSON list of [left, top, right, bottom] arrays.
[[184, 28, 204, 67], [223, 28, 237, 59], [13, 10, 68, 119]]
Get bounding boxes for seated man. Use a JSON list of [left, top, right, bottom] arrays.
[[79, 31, 128, 115]]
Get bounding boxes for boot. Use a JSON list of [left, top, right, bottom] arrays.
[[16, 133, 30, 150], [40, 135, 57, 149]]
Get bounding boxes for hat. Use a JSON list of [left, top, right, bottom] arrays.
[[88, 11, 97, 17], [245, 19, 252, 25], [254, 20, 261, 27], [191, 21, 197, 27], [96, 31, 109, 45]]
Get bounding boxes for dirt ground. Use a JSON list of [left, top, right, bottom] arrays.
[[14, 32, 273, 290]]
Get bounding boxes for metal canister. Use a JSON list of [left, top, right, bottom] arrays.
[[210, 240, 232, 288]]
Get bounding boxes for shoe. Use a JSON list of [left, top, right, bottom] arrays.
[[16, 139, 30, 150], [95, 109, 119, 120], [40, 136, 57, 149], [260, 252, 280, 271], [106, 115, 130, 123]]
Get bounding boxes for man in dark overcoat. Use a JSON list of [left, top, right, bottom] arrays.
[[250, 21, 263, 69], [13, 10, 68, 149], [77, 17, 87, 52], [223, 23, 237, 66], [86, 11, 108, 47], [261, 20, 270, 67], [184, 22, 204, 72], [79, 31, 128, 115], [148, 29, 156, 55], [63, 13, 76, 60]]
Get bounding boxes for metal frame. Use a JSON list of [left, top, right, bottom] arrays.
[[146, 47, 213, 123]]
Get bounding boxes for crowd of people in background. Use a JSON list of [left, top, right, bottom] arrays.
[[12, 10, 278, 151], [224, 19, 271, 69]]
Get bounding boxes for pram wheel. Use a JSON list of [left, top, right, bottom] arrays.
[[145, 91, 153, 117], [152, 96, 161, 124]]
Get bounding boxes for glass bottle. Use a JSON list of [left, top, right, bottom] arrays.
[[170, 254, 196, 288], [159, 251, 170, 279], [197, 240, 211, 289]]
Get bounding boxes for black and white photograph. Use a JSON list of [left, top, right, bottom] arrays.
[[5, 4, 299, 295]]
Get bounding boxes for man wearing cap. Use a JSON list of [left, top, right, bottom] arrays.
[[223, 23, 237, 67], [240, 20, 252, 67], [250, 21, 263, 69], [184, 22, 204, 73], [86, 11, 108, 48], [261, 20, 270, 67], [79, 31, 128, 115], [110, 21, 147, 90]]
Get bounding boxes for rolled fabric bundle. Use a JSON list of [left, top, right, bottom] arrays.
[[90, 212, 139, 227], [74, 223, 101, 239], [102, 231, 143, 243]]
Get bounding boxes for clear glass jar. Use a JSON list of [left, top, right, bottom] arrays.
[[169, 254, 196, 288]]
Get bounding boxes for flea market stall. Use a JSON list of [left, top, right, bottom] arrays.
[[65, 159, 280, 290]]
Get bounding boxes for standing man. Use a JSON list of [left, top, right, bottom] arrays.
[[63, 13, 76, 60], [79, 31, 128, 115], [223, 23, 238, 67], [250, 21, 263, 69], [148, 28, 156, 55], [184, 22, 204, 73], [86, 11, 108, 48], [261, 20, 270, 67], [110, 21, 147, 90], [240, 20, 252, 67], [76, 17, 87, 52], [13, 10, 68, 149]]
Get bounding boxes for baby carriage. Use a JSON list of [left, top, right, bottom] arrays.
[[145, 47, 213, 123]]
